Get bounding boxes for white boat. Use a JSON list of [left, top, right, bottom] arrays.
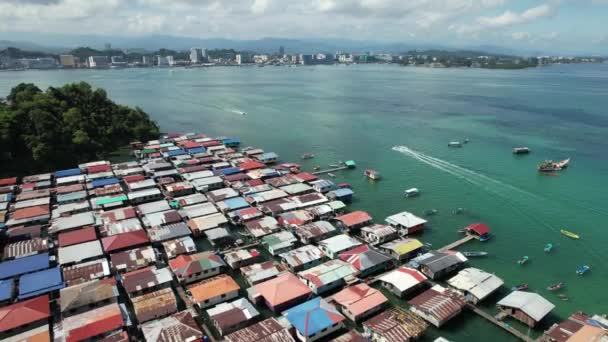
[[327, 173, 336, 178], [404, 188, 420, 197], [513, 147, 531, 154], [448, 141, 463, 148]]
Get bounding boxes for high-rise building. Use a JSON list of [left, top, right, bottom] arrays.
[[59, 55, 76, 68], [167, 56, 175, 66], [190, 48, 203, 64], [279, 46, 285, 55], [202, 48, 207, 58], [300, 54, 314, 65], [88, 56, 109, 68], [142, 56, 152, 65]]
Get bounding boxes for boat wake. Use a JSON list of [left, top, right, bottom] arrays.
[[230, 109, 247, 116], [391, 145, 606, 265]]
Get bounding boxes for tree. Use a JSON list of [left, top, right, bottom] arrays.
[[0, 82, 160, 176]]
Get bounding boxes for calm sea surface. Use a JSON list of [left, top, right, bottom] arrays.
[[2, 64, 607, 341]]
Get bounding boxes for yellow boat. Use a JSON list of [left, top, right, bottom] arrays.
[[560, 229, 580, 239]]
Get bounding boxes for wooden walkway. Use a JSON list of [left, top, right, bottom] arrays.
[[312, 166, 349, 175], [438, 235, 476, 252], [467, 304, 534, 342], [221, 242, 260, 254]]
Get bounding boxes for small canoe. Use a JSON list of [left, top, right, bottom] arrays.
[[561, 229, 580, 239], [517, 256, 529, 265], [557, 294, 569, 301], [547, 282, 565, 291], [576, 265, 590, 275], [327, 173, 336, 178], [544, 243, 553, 253], [329, 164, 339, 168], [511, 284, 528, 291], [462, 251, 488, 257]]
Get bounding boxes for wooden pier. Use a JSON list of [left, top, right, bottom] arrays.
[[438, 235, 476, 252], [312, 166, 349, 175], [467, 304, 534, 342]]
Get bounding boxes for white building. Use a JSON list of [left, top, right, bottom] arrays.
[[447, 268, 504, 304], [157, 56, 170, 67], [253, 55, 269, 64], [190, 48, 203, 63], [88, 56, 109, 69]]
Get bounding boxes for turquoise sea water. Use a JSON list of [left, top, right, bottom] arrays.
[[2, 64, 607, 341]]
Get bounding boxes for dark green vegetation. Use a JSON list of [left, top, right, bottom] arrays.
[[0, 82, 159, 176]]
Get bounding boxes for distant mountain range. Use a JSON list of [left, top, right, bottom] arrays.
[[0, 32, 598, 57]]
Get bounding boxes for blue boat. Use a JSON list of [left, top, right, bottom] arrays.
[[544, 243, 553, 253], [576, 265, 590, 275]]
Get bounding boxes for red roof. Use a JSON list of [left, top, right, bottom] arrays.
[[0, 177, 18, 186], [122, 175, 146, 183], [179, 165, 209, 174], [20, 183, 36, 190], [466, 223, 490, 236], [58, 226, 98, 247], [0, 295, 50, 333], [397, 267, 427, 282], [292, 172, 317, 182], [201, 140, 221, 147], [88, 164, 112, 174], [246, 179, 264, 186], [12, 205, 50, 220], [66, 306, 124, 342], [102, 230, 149, 253], [224, 173, 250, 182], [180, 141, 202, 149], [239, 160, 265, 171], [336, 211, 372, 227], [55, 184, 85, 194]]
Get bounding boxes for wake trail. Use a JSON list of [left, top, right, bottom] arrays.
[[391, 145, 605, 263]]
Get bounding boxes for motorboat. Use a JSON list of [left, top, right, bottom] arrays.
[[547, 282, 565, 291], [538, 158, 570, 172], [404, 188, 420, 197], [511, 284, 529, 291], [364, 169, 381, 180], [544, 243, 553, 253], [301, 153, 314, 159], [576, 265, 590, 275], [517, 256, 529, 265], [513, 147, 531, 154]]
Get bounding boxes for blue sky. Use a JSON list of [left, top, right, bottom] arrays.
[[0, 0, 606, 54]]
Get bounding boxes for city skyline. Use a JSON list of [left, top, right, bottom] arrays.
[[1, 1, 608, 55]]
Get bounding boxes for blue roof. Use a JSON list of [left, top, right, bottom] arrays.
[[283, 297, 345, 337], [165, 150, 187, 157], [0, 252, 50, 280], [223, 138, 241, 145], [91, 177, 119, 188], [0, 279, 14, 302], [18, 267, 65, 300], [55, 168, 82, 178], [223, 197, 249, 210], [314, 180, 335, 188], [218, 167, 241, 176], [330, 188, 354, 197], [187, 147, 206, 154]]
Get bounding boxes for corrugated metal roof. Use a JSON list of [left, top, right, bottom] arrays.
[[141, 310, 203, 342], [147, 222, 191, 242], [378, 267, 427, 292], [497, 291, 555, 321], [120, 266, 172, 293], [18, 267, 65, 300], [279, 245, 325, 268], [50, 211, 96, 234], [110, 246, 157, 273], [408, 285, 467, 324], [3, 238, 48, 259], [59, 278, 118, 312], [386, 211, 427, 229], [131, 287, 177, 323], [62, 259, 111, 286], [318, 234, 362, 254], [57, 226, 97, 247], [332, 283, 388, 317], [244, 216, 280, 238], [179, 202, 217, 219], [224, 317, 294, 342], [241, 261, 286, 285], [58, 302, 124, 342], [208, 298, 260, 334], [169, 252, 225, 279], [294, 221, 336, 240], [362, 308, 428, 342], [298, 259, 359, 287], [338, 245, 392, 272], [0, 252, 49, 280], [447, 268, 503, 301], [161, 236, 196, 259], [336, 211, 373, 227], [0, 295, 50, 333], [58, 240, 104, 265]]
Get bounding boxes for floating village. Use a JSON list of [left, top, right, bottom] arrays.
[[0, 132, 605, 342]]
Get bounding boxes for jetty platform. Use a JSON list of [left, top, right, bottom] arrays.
[[438, 235, 476, 252], [312, 166, 349, 175], [466, 304, 534, 342]]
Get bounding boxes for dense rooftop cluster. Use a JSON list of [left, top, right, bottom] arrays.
[[0, 132, 605, 342]]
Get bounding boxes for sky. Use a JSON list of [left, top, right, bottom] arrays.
[[0, 0, 607, 54]]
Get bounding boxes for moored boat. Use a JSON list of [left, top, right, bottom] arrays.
[[301, 153, 314, 159], [576, 265, 590, 275], [511, 283, 529, 291], [424, 209, 438, 216], [544, 243, 553, 253], [538, 158, 570, 172], [557, 294, 569, 301], [404, 188, 420, 197], [517, 256, 529, 265], [338, 183, 351, 189], [513, 147, 531, 154], [462, 251, 488, 257], [364, 169, 381, 180], [560, 229, 580, 239], [547, 282, 565, 291], [327, 173, 336, 178]]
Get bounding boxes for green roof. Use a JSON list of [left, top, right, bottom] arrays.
[[345, 160, 356, 166], [96, 195, 128, 206]]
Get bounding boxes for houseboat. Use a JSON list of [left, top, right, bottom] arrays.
[[513, 147, 531, 154], [364, 169, 381, 180]]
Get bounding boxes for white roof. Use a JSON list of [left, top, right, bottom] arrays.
[[497, 291, 555, 321], [189, 213, 228, 232], [191, 176, 223, 188], [127, 178, 156, 191], [379, 267, 427, 292], [14, 197, 50, 209], [279, 183, 313, 195], [56, 175, 85, 185], [247, 189, 288, 204], [318, 234, 362, 253], [58, 240, 103, 265], [279, 245, 325, 267], [127, 188, 161, 200], [179, 202, 218, 219], [182, 170, 215, 181], [207, 298, 259, 320], [137, 200, 170, 215], [52, 201, 91, 219], [50, 211, 96, 233], [447, 268, 504, 301], [385, 211, 427, 228]]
